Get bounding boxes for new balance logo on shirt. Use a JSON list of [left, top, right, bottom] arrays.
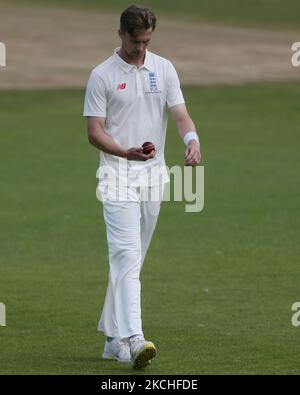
[[118, 83, 127, 90]]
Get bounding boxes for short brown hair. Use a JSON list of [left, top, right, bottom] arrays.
[[120, 5, 156, 36]]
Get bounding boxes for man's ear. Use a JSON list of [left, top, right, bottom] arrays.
[[118, 29, 122, 39]]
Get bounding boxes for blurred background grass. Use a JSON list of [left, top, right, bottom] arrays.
[[21, 0, 300, 31]]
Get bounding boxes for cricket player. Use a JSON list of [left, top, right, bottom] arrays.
[[83, 5, 201, 369]]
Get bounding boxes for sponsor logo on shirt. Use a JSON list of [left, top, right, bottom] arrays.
[[117, 83, 127, 90]]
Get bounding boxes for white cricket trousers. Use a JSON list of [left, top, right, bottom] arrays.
[[97, 183, 166, 339]]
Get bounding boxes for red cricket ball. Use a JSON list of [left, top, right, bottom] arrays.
[[142, 141, 155, 154]]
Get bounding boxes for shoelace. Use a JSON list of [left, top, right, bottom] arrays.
[[130, 337, 145, 349], [117, 340, 130, 358], [119, 340, 129, 351]]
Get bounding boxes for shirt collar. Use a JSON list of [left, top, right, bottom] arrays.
[[113, 48, 153, 73]]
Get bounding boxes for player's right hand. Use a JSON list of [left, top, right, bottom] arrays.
[[125, 147, 156, 161]]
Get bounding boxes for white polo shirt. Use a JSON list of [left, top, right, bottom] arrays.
[[83, 48, 185, 187]]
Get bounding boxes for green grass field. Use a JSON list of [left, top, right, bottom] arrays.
[[0, 83, 299, 374]]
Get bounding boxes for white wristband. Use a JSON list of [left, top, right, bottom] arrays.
[[183, 131, 200, 146]]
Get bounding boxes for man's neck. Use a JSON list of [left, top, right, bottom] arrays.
[[117, 48, 146, 68]]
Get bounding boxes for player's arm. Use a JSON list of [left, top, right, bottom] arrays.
[[87, 116, 126, 157], [86, 116, 155, 161], [170, 103, 201, 166]]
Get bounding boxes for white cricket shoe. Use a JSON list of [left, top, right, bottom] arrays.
[[129, 335, 157, 369], [102, 337, 132, 363]]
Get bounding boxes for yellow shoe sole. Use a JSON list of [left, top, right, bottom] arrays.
[[133, 342, 157, 370]]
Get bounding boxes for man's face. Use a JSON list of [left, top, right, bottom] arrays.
[[119, 28, 153, 60]]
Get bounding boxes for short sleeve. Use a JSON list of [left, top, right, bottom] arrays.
[[166, 61, 185, 109], [83, 71, 107, 117]]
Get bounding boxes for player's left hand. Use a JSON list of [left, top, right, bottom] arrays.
[[184, 140, 201, 166]]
